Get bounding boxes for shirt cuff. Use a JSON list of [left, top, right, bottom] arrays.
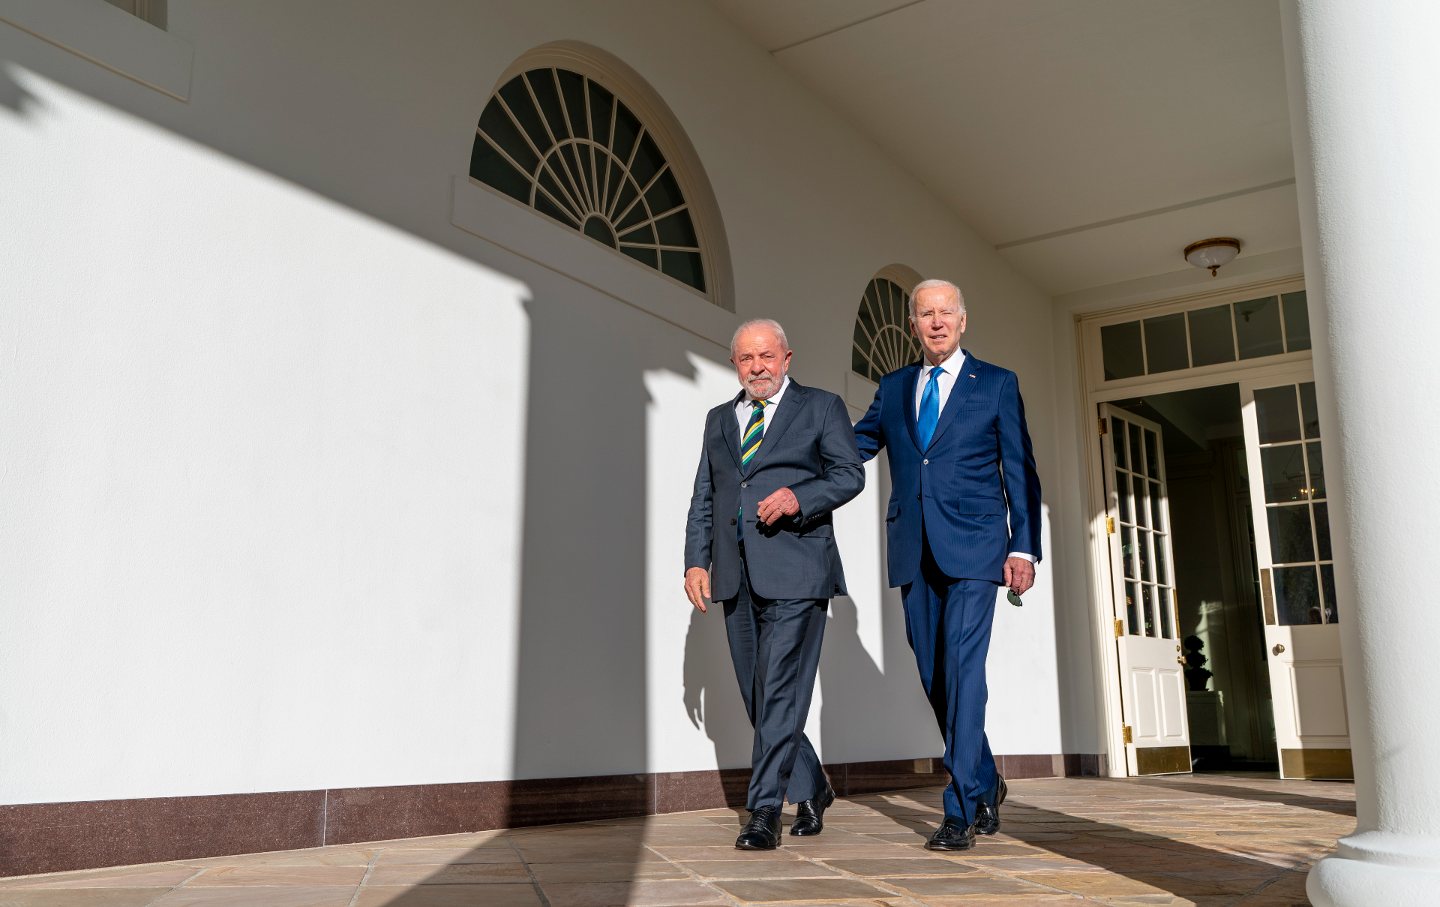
[[1007, 552, 1038, 563]]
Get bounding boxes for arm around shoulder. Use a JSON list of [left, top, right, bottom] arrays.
[[791, 393, 865, 520]]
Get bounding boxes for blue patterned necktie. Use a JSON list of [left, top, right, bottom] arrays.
[[918, 366, 943, 449]]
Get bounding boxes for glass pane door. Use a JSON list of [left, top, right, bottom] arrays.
[[1100, 404, 1190, 775], [1240, 373, 1352, 779]]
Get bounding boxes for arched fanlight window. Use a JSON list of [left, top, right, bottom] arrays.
[[852, 270, 922, 382], [471, 66, 707, 295]]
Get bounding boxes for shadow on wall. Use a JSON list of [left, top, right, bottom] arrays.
[[683, 605, 755, 809], [386, 290, 726, 904], [0, 63, 39, 112], [4, 18, 966, 896]]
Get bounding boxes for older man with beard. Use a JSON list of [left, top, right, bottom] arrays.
[[684, 319, 864, 850]]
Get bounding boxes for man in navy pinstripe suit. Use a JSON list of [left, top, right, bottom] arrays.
[[854, 279, 1043, 851]]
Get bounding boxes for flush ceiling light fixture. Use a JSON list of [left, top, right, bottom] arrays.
[[1184, 237, 1242, 276]]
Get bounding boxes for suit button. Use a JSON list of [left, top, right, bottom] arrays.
[[916, 494, 922, 502], [729, 517, 737, 525], [923, 458, 929, 465], [741, 482, 748, 488]]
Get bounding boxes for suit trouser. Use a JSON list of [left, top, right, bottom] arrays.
[[901, 539, 999, 825], [722, 546, 829, 810]]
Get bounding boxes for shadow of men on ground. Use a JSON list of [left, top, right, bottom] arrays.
[[865, 781, 1326, 902], [1137, 775, 1355, 817]]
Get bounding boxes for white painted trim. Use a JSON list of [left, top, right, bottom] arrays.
[[1077, 276, 1308, 392], [484, 41, 734, 313], [450, 175, 733, 351], [843, 370, 877, 413], [0, 0, 192, 100], [1071, 275, 1316, 778]]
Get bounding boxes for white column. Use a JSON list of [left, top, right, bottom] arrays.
[[1280, 2, 1440, 904]]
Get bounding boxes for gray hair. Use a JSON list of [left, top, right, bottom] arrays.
[[908, 279, 967, 319], [731, 318, 790, 356]]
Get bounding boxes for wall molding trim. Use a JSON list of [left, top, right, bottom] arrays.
[[0, 753, 1106, 878], [0, 0, 193, 100]]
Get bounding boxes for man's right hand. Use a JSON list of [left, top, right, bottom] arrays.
[[684, 567, 712, 613]]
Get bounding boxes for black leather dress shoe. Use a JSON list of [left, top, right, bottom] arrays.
[[735, 805, 782, 850], [789, 784, 835, 836], [975, 775, 1008, 836], [925, 816, 977, 851]]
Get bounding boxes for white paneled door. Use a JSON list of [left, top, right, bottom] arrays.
[[1100, 405, 1191, 775], [1239, 370, 1352, 779]]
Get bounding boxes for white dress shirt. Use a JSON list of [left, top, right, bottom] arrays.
[[913, 349, 967, 419], [916, 349, 1036, 565], [735, 375, 791, 436]]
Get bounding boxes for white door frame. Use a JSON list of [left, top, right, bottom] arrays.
[[1073, 276, 1310, 777]]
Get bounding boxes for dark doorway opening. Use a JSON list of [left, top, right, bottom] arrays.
[[1110, 384, 1278, 773]]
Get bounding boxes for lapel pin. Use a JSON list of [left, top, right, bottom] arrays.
[[968, 373, 977, 379]]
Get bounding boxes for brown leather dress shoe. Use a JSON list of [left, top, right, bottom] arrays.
[[735, 805, 781, 850], [789, 784, 835, 836]]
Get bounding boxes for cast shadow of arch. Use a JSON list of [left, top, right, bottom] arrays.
[[384, 292, 728, 905]]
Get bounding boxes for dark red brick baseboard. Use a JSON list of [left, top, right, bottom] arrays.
[[0, 753, 1106, 877]]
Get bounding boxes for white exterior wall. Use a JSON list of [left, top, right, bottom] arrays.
[[0, 0, 1063, 805]]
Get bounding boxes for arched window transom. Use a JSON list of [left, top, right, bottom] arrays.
[[471, 67, 706, 294], [852, 277, 921, 382]]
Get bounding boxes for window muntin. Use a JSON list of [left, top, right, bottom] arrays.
[[1254, 382, 1336, 625], [471, 68, 706, 294], [1099, 291, 1312, 382], [852, 278, 921, 382]]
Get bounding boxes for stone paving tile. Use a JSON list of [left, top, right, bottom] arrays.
[[370, 846, 522, 865], [0, 775, 1351, 906], [881, 873, 1067, 897], [540, 879, 729, 906], [0, 892, 169, 907], [528, 861, 689, 882], [184, 865, 369, 887], [644, 843, 807, 862], [0, 864, 199, 889], [149, 888, 362, 907], [353, 884, 542, 907], [825, 857, 979, 877], [364, 862, 533, 885], [676, 859, 843, 879], [713, 876, 892, 901]]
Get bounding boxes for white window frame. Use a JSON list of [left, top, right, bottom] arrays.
[[0, 0, 192, 101]]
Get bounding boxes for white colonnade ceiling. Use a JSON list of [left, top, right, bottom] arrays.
[[706, 0, 1299, 296]]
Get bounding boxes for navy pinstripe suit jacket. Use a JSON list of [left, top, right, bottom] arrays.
[[854, 352, 1042, 587]]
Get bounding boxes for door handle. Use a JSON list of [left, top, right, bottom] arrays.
[[1177, 655, 1188, 666], [1272, 643, 1286, 656]]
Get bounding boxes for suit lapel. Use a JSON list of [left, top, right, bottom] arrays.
[[926, 352, 983, 452], [723, 391, 744, 469], [902, 366, 922, 452], [743, 380, 807, 477]]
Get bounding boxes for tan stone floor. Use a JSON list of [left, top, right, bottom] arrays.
[[0, 774, 1354, 906]]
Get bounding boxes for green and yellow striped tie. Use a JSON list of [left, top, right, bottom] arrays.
[[741, 400, 767, 467], [738, 400, 767, 539]]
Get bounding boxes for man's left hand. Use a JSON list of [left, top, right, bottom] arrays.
[[1004, 557, 1036, 596], [756, 487, 800, 524]]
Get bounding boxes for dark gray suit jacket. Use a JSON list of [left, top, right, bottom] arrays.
[[685, 380, 864, 602]]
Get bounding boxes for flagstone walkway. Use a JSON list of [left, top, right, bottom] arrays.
[[0, 774, 1353, 906]]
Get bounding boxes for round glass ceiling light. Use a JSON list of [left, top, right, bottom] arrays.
[[1184, 237, 1242, 276]]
